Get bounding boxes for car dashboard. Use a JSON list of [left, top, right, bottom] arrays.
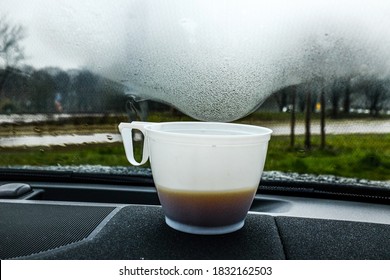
[[1, 170, 390, 260]]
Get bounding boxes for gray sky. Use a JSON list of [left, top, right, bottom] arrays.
[[3, 0, 390, 70], [3, 0, 390, 120], [2, 0, 134, 69]]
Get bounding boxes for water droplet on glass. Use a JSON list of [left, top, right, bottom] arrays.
[[34, 1, 390, 121]]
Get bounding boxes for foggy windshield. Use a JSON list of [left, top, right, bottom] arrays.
[[1, 0, 389, 184]]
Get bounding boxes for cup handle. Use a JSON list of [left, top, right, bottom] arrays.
[[118, 121, 153, 166]]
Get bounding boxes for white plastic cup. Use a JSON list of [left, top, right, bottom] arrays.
[[118, 121, 272, 234]]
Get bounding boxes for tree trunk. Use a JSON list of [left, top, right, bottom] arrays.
[[331, 92, 339, 119], [290, 86, 296, 148], [320, 89, 326, 149], [305, 90, 312, 150], [343, 82, 351, 114], [275, 88, 288, 112]]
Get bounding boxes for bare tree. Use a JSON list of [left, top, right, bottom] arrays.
[[361, 78, 389, 117], [300, 35, 329, 150], [0, 15, 25, 66], [0, 15, 26, 92]]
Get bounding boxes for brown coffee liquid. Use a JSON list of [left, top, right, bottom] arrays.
[[156, 185, 257, 227]]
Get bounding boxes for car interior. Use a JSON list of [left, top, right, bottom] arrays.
[[1, 0, 390, 262], [1, 167, 390, 260]]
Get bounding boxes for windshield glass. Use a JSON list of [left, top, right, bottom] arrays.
[[1, 0, 389, 185]]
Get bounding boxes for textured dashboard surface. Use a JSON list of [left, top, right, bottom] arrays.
[[4, 203, 388, 260]]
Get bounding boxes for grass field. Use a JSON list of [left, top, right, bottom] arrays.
[[1, 133, 389, 181], [266, 134, 390, 181]]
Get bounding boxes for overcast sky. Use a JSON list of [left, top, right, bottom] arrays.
[[2, 0, 390, 73], [2, 0, 134, 69], [3, 0, 390, 120]]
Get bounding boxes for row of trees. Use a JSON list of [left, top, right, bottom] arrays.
[[1, 15, 128, 114], [0, 66, 128, 114], [272, 76, 390, 150], [274, 77, 390, 118]]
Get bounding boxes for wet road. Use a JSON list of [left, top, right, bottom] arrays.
[[0, 113, 106, 124], [0, 133, 122, 148], [0, 120, 389, 147], [269, 119, 390, 135]]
